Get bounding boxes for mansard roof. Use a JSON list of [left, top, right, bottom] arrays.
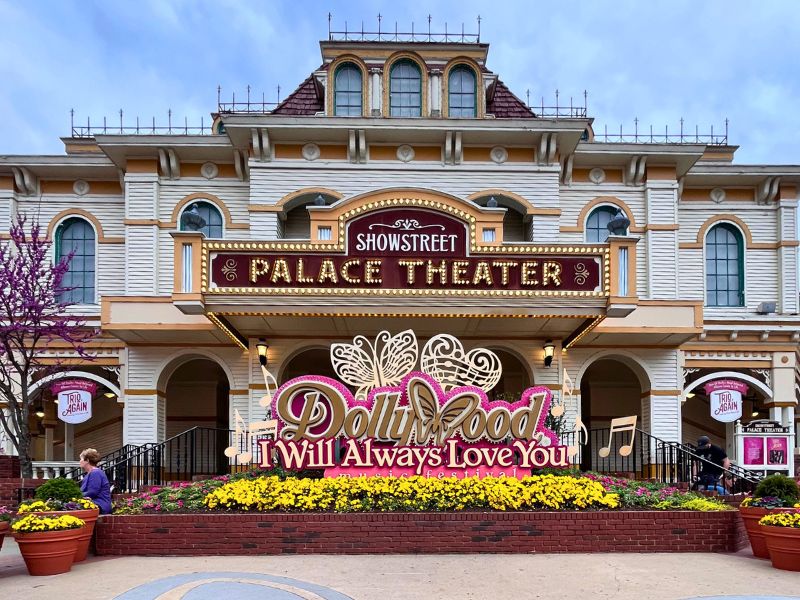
[[486, 79, 535, 119], [272, 71, 324, 116]]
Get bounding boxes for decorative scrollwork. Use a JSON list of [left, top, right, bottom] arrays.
[[574, 263, 590, 285], [752, 369, 771, 388], [368, 219, 445, 232], [221, 258, 238, 281], [420, 334, 502, 393]]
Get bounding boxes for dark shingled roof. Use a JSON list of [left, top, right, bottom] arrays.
[[272, 69, 535, 119], [486, 79, 536, 119], [272, 72, 324, 116]]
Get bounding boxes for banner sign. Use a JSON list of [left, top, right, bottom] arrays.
[[261, 371, 563, 478], [224, 330, 588, 479], [704, 379, 747, 422], [207, 208, 605, 295], [51, 379, 96, 424]]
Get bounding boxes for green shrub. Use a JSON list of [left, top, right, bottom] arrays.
[[34, 477, 83, 503], [753, 474, 799, 506]]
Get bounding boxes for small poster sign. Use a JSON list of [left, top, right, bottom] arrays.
[[766, 437, 789, 467], [743, 437, 764, 466], [51, 379, 96, 424]]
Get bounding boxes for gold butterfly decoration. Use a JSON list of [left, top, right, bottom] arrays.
[[407, 376, 480, 445], [330, 329, 419, 399]]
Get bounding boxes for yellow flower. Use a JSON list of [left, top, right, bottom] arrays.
[[11, 514, 85, 533]]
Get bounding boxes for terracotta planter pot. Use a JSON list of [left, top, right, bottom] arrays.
[[760, 524, 800, 572], [13, 527, 83, 576], [29, 508, 100, 562], [0, 521, 8, 551], [739, 506, 793, 559]]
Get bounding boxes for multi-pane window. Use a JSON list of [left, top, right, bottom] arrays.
[[334, 64, 362, 116], [448, 66, 476, 117], [585, 206, 619, 243], [56, 218, 95, 304], [180, 201, 223, 239], [705, 224, 744, 307], [389, 60, 422, 117]]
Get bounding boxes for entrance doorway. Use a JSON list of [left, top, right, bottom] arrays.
[[164, 358, 229, 476]]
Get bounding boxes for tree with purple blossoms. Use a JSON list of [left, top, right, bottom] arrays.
[[0, 215, 95, 478]]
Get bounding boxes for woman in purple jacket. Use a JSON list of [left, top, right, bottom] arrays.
[[79, 448, 112, 514]]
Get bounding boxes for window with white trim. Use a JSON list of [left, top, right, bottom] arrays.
[[56, 217, 96, 304]]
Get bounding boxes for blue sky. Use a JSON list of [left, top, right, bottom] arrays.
[[1, 0, 799, 164]]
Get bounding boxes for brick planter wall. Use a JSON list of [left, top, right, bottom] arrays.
[[0, 456, 45, 509], [96, 510, 748, 556]]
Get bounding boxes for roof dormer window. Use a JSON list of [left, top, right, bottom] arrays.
[[448, 66, 476, 118], [334, 63, 363, 116], [389, 59, 422, 117]]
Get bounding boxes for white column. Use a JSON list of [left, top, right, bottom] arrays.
[[122, 394, 161, 445], [63, 423, 74, 461], [369, 68, 382, 116], [777, 197, 799, 313], [429, 69, 442, 117], [44, 425, 54, 461]]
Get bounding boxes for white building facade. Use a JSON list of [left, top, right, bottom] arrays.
[[1, 36, 798, 477]]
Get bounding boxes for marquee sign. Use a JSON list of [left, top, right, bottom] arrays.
[[205, 207, 606, 296], [226, 330, 637, 478]]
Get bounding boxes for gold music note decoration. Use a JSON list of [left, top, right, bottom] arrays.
[[598, 415, 638, 458], [567, 415, 588, 459], [551, 368, 575, 418], [225, 409, 278, 463], [258, 365, 278, 410]]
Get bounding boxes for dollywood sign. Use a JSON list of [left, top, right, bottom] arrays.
[[228, 330, 579, 478]]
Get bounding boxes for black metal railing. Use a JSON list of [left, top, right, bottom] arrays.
[[63, 443, 143, 481], [592, 120, 729, 145], [107, 427, 261, 493], [559, 427, 760, 494], [69, 109, 213, 138], [98, 424, 762, 495]]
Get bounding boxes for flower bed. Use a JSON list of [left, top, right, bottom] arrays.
[[114, 471, 730, 515], [97, 471, 742, 556]]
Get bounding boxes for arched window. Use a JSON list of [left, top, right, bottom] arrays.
[[585, 206, 619, 242], [179, 201, 223, 239], [55, 217, 95, 304], [334, 63, 362, 116], [389, 60, 422, 117], [705, 223, 744, 307], [448, 66, 476, 117]]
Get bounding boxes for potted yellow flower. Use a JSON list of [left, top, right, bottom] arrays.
[[17, 497, 99, 562], [11, 513, 85, 576], [759, 511, 800, 571], [0, 506, 12, 550], [739, 474, 799, 559]]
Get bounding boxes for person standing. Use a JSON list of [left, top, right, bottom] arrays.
[[79, 448, 112, 514], [694, 436, 731, 493]]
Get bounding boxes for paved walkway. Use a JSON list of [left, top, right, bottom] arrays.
[[0, 538, 798, 599]]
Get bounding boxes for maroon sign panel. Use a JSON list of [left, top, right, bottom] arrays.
[[208, 208, 604, 293]]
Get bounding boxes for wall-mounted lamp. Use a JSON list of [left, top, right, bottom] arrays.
[[685, 392, 695, 399], [104, 391, 116, 399], [35, 405, 45, 418], [543, 340, 555, 368], [256, 339, 269, 367]]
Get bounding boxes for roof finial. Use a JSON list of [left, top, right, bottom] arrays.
[[328, 12, 332, 40], [477, 15, 482, 41]]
